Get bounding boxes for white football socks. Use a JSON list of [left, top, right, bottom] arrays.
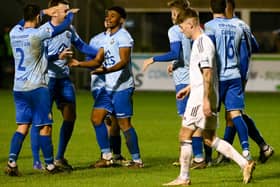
[[179, 140, 192, 180], [212, 137, 247, 169]]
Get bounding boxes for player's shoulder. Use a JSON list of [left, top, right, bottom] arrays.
[[89, 31, 107, 45], [92, 31, 107, 40], [201, 33, 215, 46], [168, 25, 180, 33], [232, 17, 250, 31], [204, 18, 219, 28], [115, 28, 133, 42], [117, 28, 132, 37], [38, 21, 54, 33], [168, 25, 185, 41], [194, 34, 215, 52], [9, 24, 22, 36]]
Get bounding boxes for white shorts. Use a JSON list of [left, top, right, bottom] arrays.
[[182, 103, 218, 130]]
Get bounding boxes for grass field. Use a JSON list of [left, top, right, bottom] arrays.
[[0, 90, 279, 187]]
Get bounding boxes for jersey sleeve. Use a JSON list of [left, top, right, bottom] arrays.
[[70, 26, 98, 56], [118, 30, 134, 48], [37, 23, 54, 40], [198, 36, 215, 69], [204, 21, 216, 46]]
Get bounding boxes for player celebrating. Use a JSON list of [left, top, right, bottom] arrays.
[[5, 4, 76, 176], [214, 0, 274, 165], [163, 7, 255, 186], [204, 0, 252, 161], [87, 20, 127, 165], [69, 6, 143, 168], [30, 0, 97, 171]]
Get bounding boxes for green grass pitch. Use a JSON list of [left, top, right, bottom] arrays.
[[0, 90, 279, 186]]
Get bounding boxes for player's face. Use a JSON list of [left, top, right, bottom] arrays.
[[170, 7, 181, 25], [55, 3, 70, 23], [179, 18, 193, 38], [105, 10, 123, 29]]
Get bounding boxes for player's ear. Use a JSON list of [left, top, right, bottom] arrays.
[[120, 18, 125, 25]]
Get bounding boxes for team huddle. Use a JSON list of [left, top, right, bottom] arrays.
[[5, 0, 274, 186]]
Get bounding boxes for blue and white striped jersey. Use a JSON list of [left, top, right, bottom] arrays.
[[45, 24, 97, 78], [204, 17, 244, 81], [102, 28, 134, 91], [10, 23, 53, 91]]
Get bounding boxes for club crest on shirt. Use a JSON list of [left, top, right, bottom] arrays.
[[65, 31, 71, 38], [110, 39, 115, 44], [46, 27, 51, 34]]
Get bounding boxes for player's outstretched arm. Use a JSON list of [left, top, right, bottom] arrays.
[[67, 8, 80, 14], [42, 6, 60, 16], [142, 57, 154, 72], [69, 48, 104, 68], [167, 63, 173, 76]]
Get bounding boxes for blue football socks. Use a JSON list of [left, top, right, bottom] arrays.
[[223, 126, 236, 145], [9, 131, 25, 162], [110, 135, 121, 155], [94, 122, 110, 154], [232, 116, 249, 151], [192, 136, 204, 159], [56, 120, 75, 160], [39, 135, 54, 165], [31, 125, 41, 165], [242, 114, 266, 148], [123, 127, 140, 160]]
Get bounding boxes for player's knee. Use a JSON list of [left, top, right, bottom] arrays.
[[39, 125, 52, 136], [203, 138, 212, 147], [91, 116, 103, 126], [62, 103, 76, 121], [229, 110, 242, 119], [16, 124, 30, 136], [118, 119, 132, 131]]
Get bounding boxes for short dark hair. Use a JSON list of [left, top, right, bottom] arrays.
[[23, 4, 40, 21], [227, 0, 236, 9], [107, 6, 127, 19], [210, 0, 226, 14], [48, 0, 70, 8], [176, 7, 199, 24], [167, 0, 190, 9]]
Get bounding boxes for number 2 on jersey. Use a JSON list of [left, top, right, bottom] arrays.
[[16, 48, 25, 71]]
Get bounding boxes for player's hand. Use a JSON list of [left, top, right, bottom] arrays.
[[67, 8, 80, 14], [59, 48, 73, 60], [203, 98, 212, 117], [167, 63, 173, 76], [68, 58, 80, 67], [91, 65, 107, 74], [142, 58, 154, 72], [43, 6, 59, 16], [176, 86, 190, 100]]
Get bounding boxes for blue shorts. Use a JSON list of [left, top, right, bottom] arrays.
[[48, 77, 76, 109], [14, 87, 53, 126], [108, 88, 134, 118], [219, 78, 245, 111], [175, 84, 189, 116], [92, 88, 113, 113]]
